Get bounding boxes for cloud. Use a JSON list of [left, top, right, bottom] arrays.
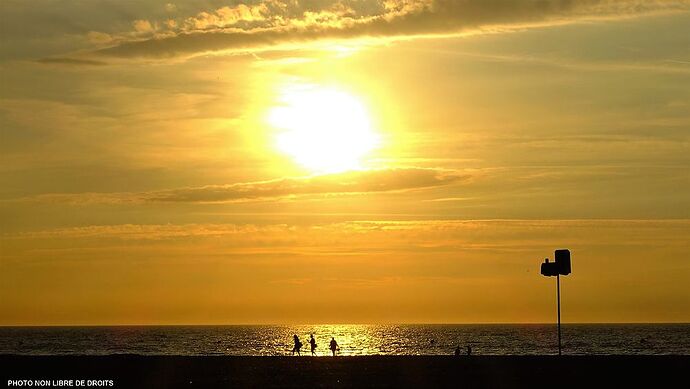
[[4, 219, 688, 324], [5, 223, 271, 240], [132, 19, 155, 33], [6, 220, 689, 254], [91, 0, 690, 59], [35, 57, 107, 67], [26, 167, 469, 204]]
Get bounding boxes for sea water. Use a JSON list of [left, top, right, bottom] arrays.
[[1, 324, 688, 356]]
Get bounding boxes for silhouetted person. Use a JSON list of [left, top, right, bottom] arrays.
[[329, 337, 339, 356], [454, 345, 460, 356], [309, 334, 317, 356], [466, 344, 472, 356], [292, 335, 302, 356]]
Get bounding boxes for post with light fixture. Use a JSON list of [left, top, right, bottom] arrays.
[[540, 249, 571, 355]]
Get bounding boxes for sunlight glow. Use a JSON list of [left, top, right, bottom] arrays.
[[268, 84, 379, 174]]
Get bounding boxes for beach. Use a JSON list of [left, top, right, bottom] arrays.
[[2, 355, 687, 388]]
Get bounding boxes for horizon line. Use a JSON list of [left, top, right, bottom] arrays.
[[2, 322, 688, 328]]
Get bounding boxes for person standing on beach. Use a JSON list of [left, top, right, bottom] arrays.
[[466, 344, 472, 356], [292, 335, 303, 356], [329, 337, 339, 356], [308, 334, 317, 356], [454, 346, 461, 356]]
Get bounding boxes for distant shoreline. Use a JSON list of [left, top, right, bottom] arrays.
[[2, 355, 688, 388]]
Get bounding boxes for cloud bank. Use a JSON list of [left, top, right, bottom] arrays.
[[92, 0, 690, 59], [28, 167, 469, 204]]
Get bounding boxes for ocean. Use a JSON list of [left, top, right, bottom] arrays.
[[1, 324, 688, 356]]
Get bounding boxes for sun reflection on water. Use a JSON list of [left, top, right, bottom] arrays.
[[284, 324, 389, 356]]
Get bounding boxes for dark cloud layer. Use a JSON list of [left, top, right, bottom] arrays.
[[94, 0, 690, 59]]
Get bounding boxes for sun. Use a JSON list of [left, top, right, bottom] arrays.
[[267, 84, 380, 174]]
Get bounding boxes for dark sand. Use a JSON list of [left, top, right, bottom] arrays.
[[2, 355, 687, 388]]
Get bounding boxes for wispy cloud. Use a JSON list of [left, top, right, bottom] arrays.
[[4, 223, 276, 240], [6, 220, 689, 252], [90, 0, 690, 60], [24, 167, 469, 204], [35, 57, 108, 66], [4, 219, 688, 324]]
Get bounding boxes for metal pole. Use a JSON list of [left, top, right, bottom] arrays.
[[557, 274, 561, 356]]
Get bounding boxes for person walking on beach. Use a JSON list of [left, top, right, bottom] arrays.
[[292, 335, 303, 356], [454, 345, 461, 356], [308, 334, 317, 356], [329, 337, 339, 356], [466, 344, 472, 356]]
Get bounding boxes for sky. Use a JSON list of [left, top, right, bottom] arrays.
[[1, 0, 689, 325]]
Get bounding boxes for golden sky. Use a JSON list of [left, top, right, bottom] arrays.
[[1, 0, 689, 325]]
